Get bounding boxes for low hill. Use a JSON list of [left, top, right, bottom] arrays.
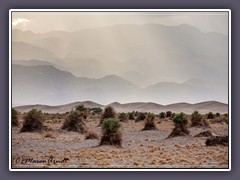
[[14, 101, 228, 114]]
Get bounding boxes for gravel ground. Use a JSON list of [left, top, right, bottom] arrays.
[[11, 118, 229, 169]]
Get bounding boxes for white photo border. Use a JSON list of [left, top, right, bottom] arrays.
[[9, 9, 231, 171]]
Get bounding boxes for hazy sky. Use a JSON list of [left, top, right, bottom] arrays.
[[12, 11, 229, 35]]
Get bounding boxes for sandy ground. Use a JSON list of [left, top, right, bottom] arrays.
[[11, 116, 229, 169]]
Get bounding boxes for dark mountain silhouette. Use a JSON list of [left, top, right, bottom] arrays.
[[13, 64, 227, 105]]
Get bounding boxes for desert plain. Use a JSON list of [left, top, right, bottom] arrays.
[[11, 109, 228, 169]]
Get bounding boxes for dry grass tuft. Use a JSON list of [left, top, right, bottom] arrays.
[[85, 130, 99, 140]]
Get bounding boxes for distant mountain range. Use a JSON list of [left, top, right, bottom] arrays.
[[12, 24, 228, 105], [12, 64, 227, 105], [12, 64, 140, 105], [14, 100, 228, 114], [12, 24, 228, 84]]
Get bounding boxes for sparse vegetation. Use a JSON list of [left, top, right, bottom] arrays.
[[211, 116, 229, 124], [76, 105, 87, 112], [12, 106, 229, 168], [135, 112, 146, 122], [142, 113, 158, 131], [159, 112, 166, 119], [75, 105, 89, 118], [98, 106, 116, 125], [207, 112, 215, 119], [12, 108, 20, 127], [166, 111, 172, 118], [190, 111, 210, 128], [99, 118, 122, 146], [118, 112, 128, 122], [206, 136, 228, 146], [62, 110, 87, 133], [168, 112, 189, 138], [20, 109, 45, 133], [173, 112, 188, 125], [128, 112, 135, 120], [85, 130, 99, 140], [194, 130, 213, 137], [170, 112, 176, 120], [216, 112, 220, 117], [89, 107, 102, 115]]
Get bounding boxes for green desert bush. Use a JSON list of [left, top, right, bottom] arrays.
[[12, 108, 20, 127], [90, 107, 103, 115], [20, 109, 45, 132], [159, 112, 166, 119], [168, 112, 189, 138], [76, 105, 87, 112], [190, 111, 210, 128], [100, 118, 122, 146], [98, 106, 116, 125], [62, 110, 87, 133], [142, 113, 158, 130], [118, 112, 128, 122], [173, 112, 188, 125], [75, 105, 89, 118]]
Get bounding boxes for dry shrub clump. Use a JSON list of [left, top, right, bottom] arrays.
[[128, 112, 135, 120], [211, 115, 229, 124], [168, 112, 189, 138], [98, 106, 116, 126], [142, 113, 158, 131], [85, 130, 99, 140], [190, 111, 210, 128], [170, 113, 176, 120], [207, 112, 215, 119], [75, 105, 89, 119], [20, 109, 45, 133], [12, 108, 20, 127], [194, 130, 213, 137], [62, 110, 87, 133], [99, 118, 122, 147], [118, 112, 128, 122], [166, 111, 172, 118], [206, 136, 228, 146], [44, 131, 55, 138], [135, 112, 146, 122], [159, 112, 166, 119]]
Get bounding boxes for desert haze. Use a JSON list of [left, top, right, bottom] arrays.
[[12, 23, 228, 105], [11, 11, 229, 170]]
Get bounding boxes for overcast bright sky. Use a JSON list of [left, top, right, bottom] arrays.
[[12, 11, 229, 35]]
